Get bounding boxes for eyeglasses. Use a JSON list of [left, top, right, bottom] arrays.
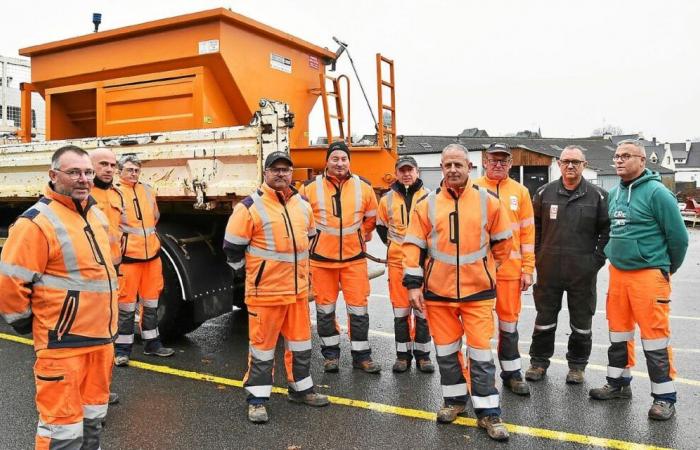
[[54, 168, 96, 180], [121, 167, 141, 174], [559, 159, 584, 167], [486, 158, 511, 166], [266, 167, 293, 175], [612, 154, 644, 162]]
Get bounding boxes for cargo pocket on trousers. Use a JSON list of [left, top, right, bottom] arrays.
[[247, 310, 265, 346], [34, 362, 77, 418], [651, 298, 671, 332]]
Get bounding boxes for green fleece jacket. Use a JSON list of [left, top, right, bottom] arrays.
[[605, 169, 688, 274]]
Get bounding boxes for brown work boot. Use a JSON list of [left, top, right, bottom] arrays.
[[416, 359, 435, 373], [247, 404, 268, 423], [288, 392, 330, 407], [525, 366, 546, 382], [436, 403, 466, 423], [566, 368, 585, 384], [477, 415, 510, 441], [392, 359, 409, 373], [589, 383, 632, 400], [503, 375, 530, 396], [353, 359, 381, 374], [323, 358, 339, 373], [648, 400, 675, 421]]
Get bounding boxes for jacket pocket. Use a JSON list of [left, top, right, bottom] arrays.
[[55, 291, 80, 342], [424, 259, 436, 290], [607, 238, 648, 266], [34, 360, 78, 418], [254, 261, 267, 288]]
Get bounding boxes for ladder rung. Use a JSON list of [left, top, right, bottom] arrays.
[[329, 114, 343, 120], [381, 81, 394, 88], [327, 92, 339, 97], [383, 128, 395, 134], [382, 104, 395, 112]]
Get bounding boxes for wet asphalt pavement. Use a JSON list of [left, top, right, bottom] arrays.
[[1, 230, 699, 449]]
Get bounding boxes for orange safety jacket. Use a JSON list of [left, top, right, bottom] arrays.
[[91, 185, 125, 266], [0, 185, 118, 352], [377, 180, 430, 268], [118, 179, 160, 262], [473, 176, 535, 280], [223, 183, 316, 305], [299, 172, 378, 267], [402, 180, 513, 302]]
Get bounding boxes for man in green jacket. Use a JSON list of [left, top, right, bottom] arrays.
[[589, 139, 688, 421]]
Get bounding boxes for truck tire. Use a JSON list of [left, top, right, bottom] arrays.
[[157, 246, 203, 340]]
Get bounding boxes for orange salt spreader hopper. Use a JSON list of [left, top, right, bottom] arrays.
[[17, 8, 398, 188]]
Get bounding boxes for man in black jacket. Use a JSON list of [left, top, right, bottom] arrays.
[[525, 145, 610, 384]]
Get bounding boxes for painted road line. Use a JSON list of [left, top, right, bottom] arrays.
[[0, 332, 671, 450], [518, 304, 700, 321]]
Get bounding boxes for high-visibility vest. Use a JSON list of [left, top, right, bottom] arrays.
[[118, 180, 160, 262], [91, 185, 125, 266], [377, 181, 430, 268], [223, 183, 316, 303], [300, 173, 378, 266], [473, 176, 535, 280], [403, 180, 513, 302], [0, 186, 118, 352]]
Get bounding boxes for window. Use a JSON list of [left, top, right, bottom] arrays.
[[2, 106, 36, 128]]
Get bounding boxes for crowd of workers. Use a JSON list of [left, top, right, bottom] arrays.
[[0, 137, 689, 447]]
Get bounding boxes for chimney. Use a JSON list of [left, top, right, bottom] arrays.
[[686, 139, 692, 152], [652, 137, 656, 146]]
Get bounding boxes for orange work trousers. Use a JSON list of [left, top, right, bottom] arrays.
[[34, 344, 114, 450], [424, 300, 500, 418], [495, 279, 523, 378], [605, 265, 676, 402], [117, 258, 164, 351], [311, 260, 371, 362], [388, 265, 432, 360], [243, 292, 314, 402]]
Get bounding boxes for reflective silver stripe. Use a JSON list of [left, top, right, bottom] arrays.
[[228, 260, 245, 270], [294, 196, 312, 234], [520, 244, 535, 253], [413, 309, 426, 320], [468, 346, 493, 362], [510, 250, 522, 260], [289, 376, 314, 392], [396, 342, 410, 353], [246, 385, 272, 398], [0, 261, 40, 283], [34, 202, 81, 280], [436, 339, 462, 356], [315, 221, 362, 236], [286, 339, 312, 352], [246, 246, 308, 263], [83, 404, 108, 419], [491, 229, 513, 241], [1, 307, 32, 324], [403, 235, 426, 248], [224, 232, 250, 246], [650, 381, 675, 395], [535, 323, 557, 331], [471, 394, 500, 409], [520, 217, 534, 227], [317, 304, 336, 314], [37, 420, 83, 440], [500, 358, 521, 372], [511, 222, 520, 231], [387, 230, 404, 244], [350, 340, 370, 351], [347, 305, 368, 315], [430, 246, 488, 266], [393, 307, 410, 318], [352, 175, 363, 230], [427, 192, 440, 262], [90, 207, 109, 234], [118, 302, 137, 312], [365, 209, 377, 218], [142, 329, 159, 340], [571, 324, 591, 335], [142, 299, 158, 308], [441, 383, 468, 398], [142, 183, 159, 221], [34, 274, 112, 293], [121, 225, 156, 236], [642, 337, 669, 351], [386, 191, 394, 228], [376, 217, 387, 227], [413, 341, 432, 352], [404, 266, 424, 278], [251, 192, 275, 251], [478, 187, 488, 249], [315, 175, 327, 225], [321, 335, 340, 346], [499, 320, 517, 333], [116, 334, 134, 344], [607, 366, 631, 378], [250, 345, 275, 361], [610, 330, 635, 342]]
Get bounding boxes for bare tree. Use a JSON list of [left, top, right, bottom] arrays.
[[591, 125, 624, 136]]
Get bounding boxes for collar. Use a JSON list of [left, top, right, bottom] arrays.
[[557, 177, 587, 200], [390, 178, 424, 196], [440, 178, 473, 199], [260, 182, 295, 203], [44, 183, 96, 215], [119, 178, 137, 187]]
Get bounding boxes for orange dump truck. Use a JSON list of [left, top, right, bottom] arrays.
[[0, 8, 398, 337]]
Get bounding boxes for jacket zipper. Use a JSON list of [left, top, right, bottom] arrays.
[[330, 178, 344, 261], [254, 260, 267, 295], [133, 185, 149, 259], [483, 257, 495, 291], [282, 201, 299, 294], [454, 197, 460, 299]]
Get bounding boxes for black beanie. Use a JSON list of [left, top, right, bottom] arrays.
[[326, 141, 350, 160]]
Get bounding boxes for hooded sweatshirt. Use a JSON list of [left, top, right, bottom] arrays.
[[605, 169, 688, 274]]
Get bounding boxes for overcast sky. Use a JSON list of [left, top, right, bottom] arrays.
[[2, 0, 697, 142]]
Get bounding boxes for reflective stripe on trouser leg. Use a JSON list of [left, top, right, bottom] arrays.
[[82, 404, 108, 450], [606, 330, 635, 387], [141, 301, 160, 342], [286, 339, 314, 394], [468, 346, 501, 417], [567, 320, 593, 370], [347, 305, 371, 362], [529, 282, 564, 369], [316, 302, 340, 359], [497, 320, 521, 379], [565, 277, 596, 370], [116, 302, 137, 355], [435, 339, 468, 404], [412, 309, 432, 360], [642, 338, 676, 402], [393, 308, 412, 360], [36, 421, 83, 449], [244, 345, 275, 400]]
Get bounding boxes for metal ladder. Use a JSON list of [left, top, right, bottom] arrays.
[[319, 73, 350, 144], [376, 54, 396, 151]]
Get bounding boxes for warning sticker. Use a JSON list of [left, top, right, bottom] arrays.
[[550, 204, 558, 220], [309, 55, 320, 70], [270, 53, 292, 74], [198, 39, 220, 55], [510, 195, 519, 211]]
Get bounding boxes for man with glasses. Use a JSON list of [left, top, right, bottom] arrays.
[[589, 140, 688, 421], [224, 151, 329, 423], [114, 155, 174, 366], [474, 143, 535, 396], [525, 145, 610, 385], [0, 145, 117, 448]]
